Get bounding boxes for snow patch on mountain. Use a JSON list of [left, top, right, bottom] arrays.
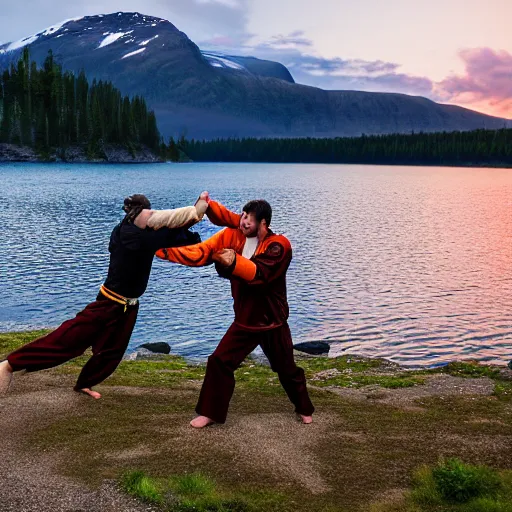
[[1, 14, 168, 54], [41, 17, 83, 36], [3, 17, 83, 52], [122, 48, 146, 59], [139, 35, 159, 46], [98, 32, 127, 49], [6, 35, 39, 52], [202, 52, 245, 71]]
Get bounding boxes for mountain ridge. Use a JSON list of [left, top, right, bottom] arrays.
[[1, 12, 509, 140]]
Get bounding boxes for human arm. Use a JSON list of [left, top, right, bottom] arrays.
[[155, 228, 239, 267], [141, 227, 202, 253], [134, 192, 209, 231], [206, 200, 241, 228], [146, 206, 202, 230], [213, 236, 292, 285], [146, 193, 209, 230]]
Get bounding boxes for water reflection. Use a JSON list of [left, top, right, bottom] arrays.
[[1, 163, 511, 366]]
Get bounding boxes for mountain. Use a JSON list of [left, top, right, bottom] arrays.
[[1, 12, 509, 140], [201, 51, 295, 84]]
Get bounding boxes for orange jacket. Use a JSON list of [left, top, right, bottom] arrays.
[[156, 200, 292, 330]]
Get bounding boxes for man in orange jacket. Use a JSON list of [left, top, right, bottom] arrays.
[[157, 196, 315, 428]]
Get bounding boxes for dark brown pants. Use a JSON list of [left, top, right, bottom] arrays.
[[196, 322, 315, 423], [7, 296, 138, 390]]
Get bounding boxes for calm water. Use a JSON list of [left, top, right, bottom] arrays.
[[1, 162, 511, 367]]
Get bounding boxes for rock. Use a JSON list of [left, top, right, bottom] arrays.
[[247, 353, 270, 366], [123, 348, 154, 360], [293, 341, 330, 356], [311, 369, 341, 381], [0, 143, 39, 162], [139, 342, 171, 354], [0, 143, 162, 163], [500, 366, 512, 381]]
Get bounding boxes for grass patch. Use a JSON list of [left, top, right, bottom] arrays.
[[494, 381, 512, 402], [97, 358, 206, 387], [120, 470, 286, 511], [0, 330, 51, 358], [3, 331, 508, 394], [408, 459, 512, 511], [409, 464, 442, 506], [431, 458, 502, 503], [297, 355, 426, 389], [372, 459, 512, 511], [235, 357, 424, 391], [121, 470, 163, 504], [299, 355, 384, 374], [313, 373, 425, 389], [169, 473, 217, 497], [437, 362, 501, 379]]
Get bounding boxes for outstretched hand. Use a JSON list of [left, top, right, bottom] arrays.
[[195, 191, 210, 218], [212, 248, 235, 267]]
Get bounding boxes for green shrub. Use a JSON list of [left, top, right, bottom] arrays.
[[432, 458, 502, 503]]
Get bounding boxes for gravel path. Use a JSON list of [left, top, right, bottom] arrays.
[[0, 374, 153, 512]]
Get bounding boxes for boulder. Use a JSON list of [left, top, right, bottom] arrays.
[[139, 342, 171, 354], [293, 341, 330, 356]]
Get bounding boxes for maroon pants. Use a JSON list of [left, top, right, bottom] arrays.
[[7, 295, 138, 390], [196, 322, 315, 423]]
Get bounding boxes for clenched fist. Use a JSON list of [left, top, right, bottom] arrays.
[[212, 248, 236, 267], [195, 191, 210, 217]]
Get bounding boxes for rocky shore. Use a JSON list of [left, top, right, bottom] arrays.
[[0, 143, 163, 164]]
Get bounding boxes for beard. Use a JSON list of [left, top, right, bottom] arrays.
[[240, 226, 258, 237]]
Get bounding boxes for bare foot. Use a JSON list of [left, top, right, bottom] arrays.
[[0, 360, 13, 394], [300, 415, 313, 424], [78, 388, 102, 399], [190, 415, 215, 428]]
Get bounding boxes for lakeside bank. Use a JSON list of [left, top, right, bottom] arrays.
[[1, 330, 512, 511]]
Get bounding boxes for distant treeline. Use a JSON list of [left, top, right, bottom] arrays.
[[0, 49, 161, 155], [177, 129, 512, 167]]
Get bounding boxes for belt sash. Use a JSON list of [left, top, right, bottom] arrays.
[[100, 285, 138, 312]]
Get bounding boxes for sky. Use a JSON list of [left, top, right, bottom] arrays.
[[1, 0, 510, 118]]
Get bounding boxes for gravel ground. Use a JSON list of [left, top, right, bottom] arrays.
[[0, 374, 153, 512]]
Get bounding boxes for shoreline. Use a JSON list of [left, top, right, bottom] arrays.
[[2, 329, 511, 380], [1, 143, 511, 168], [0, 143, 163, 164], [1, 328, 511, 370]]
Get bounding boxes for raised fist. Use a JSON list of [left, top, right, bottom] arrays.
[[212, 248, 235, 267], [199, 191, 210, 203]]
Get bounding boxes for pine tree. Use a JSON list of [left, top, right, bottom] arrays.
[[0, 49, 162, 155]]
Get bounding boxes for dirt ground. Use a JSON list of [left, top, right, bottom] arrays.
[[1, 366, 511, 512]]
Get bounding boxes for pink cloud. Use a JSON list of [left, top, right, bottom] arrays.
[[435, 48, 512, 118]]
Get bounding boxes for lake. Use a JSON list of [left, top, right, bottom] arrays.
[[1, 162, 511, 367]]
